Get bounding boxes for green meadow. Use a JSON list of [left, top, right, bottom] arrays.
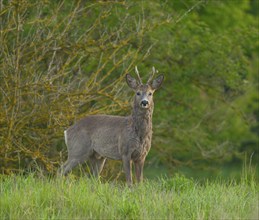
[[0, 172, 258, 220]]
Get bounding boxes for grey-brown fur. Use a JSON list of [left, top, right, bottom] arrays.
[[60, 67, 164, 186]]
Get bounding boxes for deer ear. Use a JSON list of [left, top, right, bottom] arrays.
[[126, 74, 139, 90], [150, 74, 164, 90]]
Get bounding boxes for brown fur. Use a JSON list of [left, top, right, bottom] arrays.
[[60, 67, 164, 186]]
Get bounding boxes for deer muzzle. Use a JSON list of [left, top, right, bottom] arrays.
[[140, 100, 149, 108]]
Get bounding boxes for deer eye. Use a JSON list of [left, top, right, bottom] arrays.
[[136, 92, 141, 96], [148, 92, 153, 96]]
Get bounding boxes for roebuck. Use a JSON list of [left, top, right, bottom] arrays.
[[60, 67, 164, 186]]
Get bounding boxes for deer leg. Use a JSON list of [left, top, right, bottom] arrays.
[[60, 159, 80, 175], [134, 159, 145, 183], [89, 157, 106, 178], [61, 155, 90, 175], [122, 155, 132, 186]]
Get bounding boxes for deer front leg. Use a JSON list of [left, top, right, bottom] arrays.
[[134, 159, 145, 183], [122, 155, 132, 186]]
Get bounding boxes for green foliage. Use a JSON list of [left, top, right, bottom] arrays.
[[0, 175, 258, 219], [0, 0, 258, 177], [148, 0, 259, 171]]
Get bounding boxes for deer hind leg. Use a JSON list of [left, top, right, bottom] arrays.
[[60, 148, 94, 175], [60, 132, 93, 176], [60, 159, 78, 175], [89, 155, 106, 178], [60, 157, 87, 176]]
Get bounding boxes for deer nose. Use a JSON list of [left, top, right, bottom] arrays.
[[141, 100, 149, 107]]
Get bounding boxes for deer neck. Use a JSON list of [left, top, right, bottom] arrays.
[[131, 102, 153, 143]]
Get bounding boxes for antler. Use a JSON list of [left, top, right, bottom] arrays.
[[147, 66, 157, 84], [135, 66, 143, 84]]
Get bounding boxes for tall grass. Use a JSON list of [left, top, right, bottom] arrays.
[[0, 173, 258, 220]]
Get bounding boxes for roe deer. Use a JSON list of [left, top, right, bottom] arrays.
[[60, 67, 164, 186]]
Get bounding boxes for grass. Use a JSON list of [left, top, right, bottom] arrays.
[[0, 173, 258, 220]]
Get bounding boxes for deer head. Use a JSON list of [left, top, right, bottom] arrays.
[[126, 66, 164, 109]]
